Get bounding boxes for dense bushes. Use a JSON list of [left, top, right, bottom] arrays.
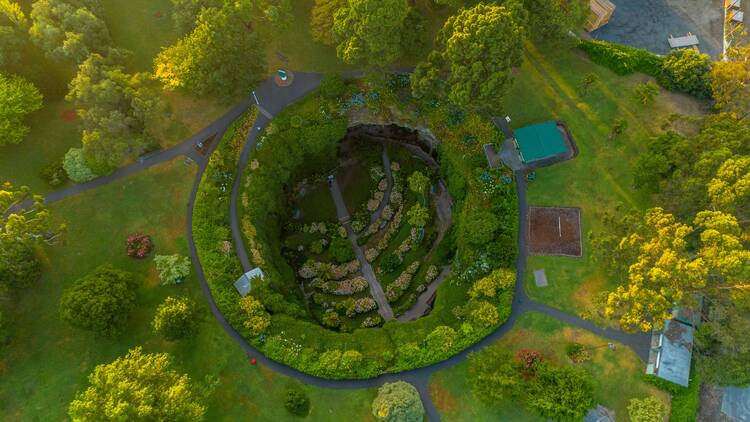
[[643, 371, 701, 422], [578, 40, 712, 99]]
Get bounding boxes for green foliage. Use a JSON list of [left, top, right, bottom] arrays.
[[155, 2, 267, 99], [425, 325, 457, 353], [643, 371, 701, 422], [319, 74, 347, 99], [400, 9, 430, 59], [371, 381, 424, 422], [0, 72, 43, 146], [407, 170, 429, 197], [310, 0, 345, 46], [628, 396, 668, 422], [40, 159, 68, 187], [67, 54, 161, 172], [412, 3, 524, 113], [63, 147, 97, 183], [59, 265, 137, 336], [282, 385, 310, 416], [406, 203, 430, 228], [468, 346, 521, 405], [68, 347, 205, 421], [381, 253, 400, 274], [329, 236, 354, 263], [152, 296, 199, 340], [29, 0, 111, 63], [526, 364, 595, 422], [632, 132, 684, 192], [578, 72, 599, 97], [460, 208, 499, 246], [523, 0, 588, 41], [0, 239, 40, 293], [657, 49, 712, 98], [153, 254, 191, 285], [634, 81, 659, 105], [710, 44, 750, 117], [578, 39, 664, 77], [0, 0, 27, 69], [170, 0, 221, 33], [468, 268, 515, 300], [332, 0, 409, 66], [239, 295, 271, 336], [0, 309, 8, 347]]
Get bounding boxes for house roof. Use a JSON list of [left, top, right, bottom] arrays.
[[653, 319, 694, 387], [514, 121, 568, 163], [234, 268, 265, 297]]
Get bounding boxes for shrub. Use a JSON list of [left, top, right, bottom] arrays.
[[578, 39, 664, 77], [153, 296, 199, 340], [380, 253, 401, 274], [282, 386, 310, 417], [526, 364, 595, 422], [63, 147, 97, 183], [153, 254, 191, 285], [634, 81, 659, 105], [329, 236, 354, 263], [239, 295, 271, 335], [319, 74, 346, 99], [564, 342, 591, 363], [126, 234, 153, 258], [40, 159, 69, 187], [372, 381, 424, 422], [657, 49, 712, 98], [515, 348, 544, 376], [59, 265, 137, 336], [628, 396, 668, 422], [468, 346, 521, 405]]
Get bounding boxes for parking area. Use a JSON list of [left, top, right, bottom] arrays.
[[591, 0, 725, 58]]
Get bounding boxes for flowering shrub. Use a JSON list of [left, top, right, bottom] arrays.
[[370, 165, 385, 181], [516, 349, 544, 377], [391, 161, 400, 172], [425, 265, 439, 284], [386, 261, 420, 302], [338, 297, 377, 317], [373, 191, 384, 201], [378, 178, 388, 191], [126, 234, 153, 258], [367, 199, 380, 212], [318, 276, 368, 295], [390, 191, 403, 205], [361, 315, 382, 328]]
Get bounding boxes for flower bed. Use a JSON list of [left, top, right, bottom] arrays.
[[126, 233, 153, 258]]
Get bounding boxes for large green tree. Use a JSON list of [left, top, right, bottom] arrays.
[[711, 44, 750, 119], [169, 0, 220, 33], [310, 0, 345, 46], [154, 2, 267, 100], [0, 182, 62, 294], [29, 0, 111, 63], [468, 346, 521, 405], [332, 0, 409, 66], [526, 364, 594, 422], [411, 2, 524, 113], [522, 0, 587, 40], [371, 381, 424, 422], [153, 296, 199, 340], [658, 49, 712, 98], [59, 265, 137, 335], [0, 0, 28, 69], [0, 72, 42, 146], [69, 347, 205, 421], [66, 53, 160, 173]]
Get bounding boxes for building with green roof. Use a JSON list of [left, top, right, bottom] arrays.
[[513, 121, 569, 163]]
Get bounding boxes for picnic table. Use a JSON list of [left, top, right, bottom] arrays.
[[668, 34, 700, 49]]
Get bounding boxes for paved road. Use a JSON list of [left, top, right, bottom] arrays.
[[329, 177, 395, 320], [397, 266, 450, 322], [29, 70, 652, 422]]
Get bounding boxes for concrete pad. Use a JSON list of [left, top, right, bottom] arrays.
[[722, 386, 750, 422], [534, 269, 548, 287]]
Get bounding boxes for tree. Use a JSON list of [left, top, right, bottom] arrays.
[[154, 254, 191, 285], [239, 295, 271, 335], [371, 381, 424, 422], [1, 182, 63, 294], [310, 0, 345, 46], [329, 236, 354, 263], [0, 72, 43, 146], [69, 347, 205, 421], [628, 396, 668, 422], [67, 54, 161, 173], [605, 208, 750, 332], [63, 147, 97, 183], [407, 170, 429, 199], [658, 49, 712, 98], [153, 296, 199, 340], [710, 44, 750, 118], [468, 346, 521, 405], [170, 0, 220, 33], [406, 203, 430, 228], [332, 0, 410, 66], [470, 300, 500, 327], [522, 0, 587, 41], [29, 0, 111, 63], [59, 265, 137, 335], [707, 155, 749, 218], [154, 2, 267, 99], [526, 364, 594, 422], [461, 208, 499, 246], [256, 0, 293, 32], [425, 325, 456, 352], [0, 0, 28, 69], [411, 3, 524, 113]]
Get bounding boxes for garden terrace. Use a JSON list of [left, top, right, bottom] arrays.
[[195, 76, 519, 379]]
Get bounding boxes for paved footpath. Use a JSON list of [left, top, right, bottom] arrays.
[[32, 71, 652, 422]]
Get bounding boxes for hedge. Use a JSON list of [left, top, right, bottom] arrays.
[[643, 368, 701, 422], [577, 39, 664, 77]]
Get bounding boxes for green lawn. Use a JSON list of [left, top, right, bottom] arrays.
[[507, 44, 708, 319], [0, 158, 375, 420], [429, 312, 670, 421]]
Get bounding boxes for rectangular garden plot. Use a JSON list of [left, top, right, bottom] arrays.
[[528, 206, 582, 257]]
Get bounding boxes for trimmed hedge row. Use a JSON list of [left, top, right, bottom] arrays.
[[643, 369, 701, 422], [578, 39, 664, 77]]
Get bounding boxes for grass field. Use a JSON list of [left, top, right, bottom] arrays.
[[0, 158, 375, 420], [506, 43, 708, 319], [429, 312, 670, 421]]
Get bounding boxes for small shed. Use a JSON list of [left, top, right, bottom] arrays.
[[234, 267, 265, 297], [646, 319, 694, 387], [586, 0, 615, 32], [514, 121, 569, 164]]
